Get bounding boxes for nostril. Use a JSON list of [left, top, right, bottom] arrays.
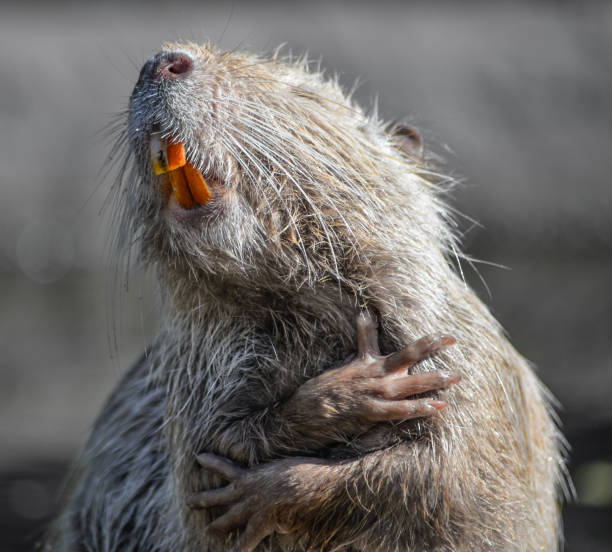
[[159, 52, 194, 80], [167, 58, 191, 75]]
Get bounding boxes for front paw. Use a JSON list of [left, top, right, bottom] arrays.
[[286, 312, 460, 435], [188, 453, 323, 552]]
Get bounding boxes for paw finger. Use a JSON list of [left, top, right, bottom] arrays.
[[356, 310, 380, 357], [187, 484, 240, 509], [366, 398, 446, 422], [209, 503, 249, 533], [379, 371, 461, 399], [383, 335, 456, 373], [234, 512, 275, 552], [196, 452, 245, 480]]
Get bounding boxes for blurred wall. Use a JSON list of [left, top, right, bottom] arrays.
[[1, 1, 610, 550]]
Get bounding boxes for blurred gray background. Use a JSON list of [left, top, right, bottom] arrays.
[[1, 1, 611, 550]]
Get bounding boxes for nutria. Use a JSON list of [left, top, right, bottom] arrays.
[[46, 42, 566, 551]]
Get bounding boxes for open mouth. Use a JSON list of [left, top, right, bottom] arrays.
[[150, 133, 212, 209]]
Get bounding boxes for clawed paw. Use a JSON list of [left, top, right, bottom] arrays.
[[188, 314, 461, 550], [350, 310, 460, 421], [288, 311, 460, 430], [188, 454, 314, 552]]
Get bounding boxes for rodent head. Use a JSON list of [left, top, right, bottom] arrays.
[[120, 42, 445, 311]]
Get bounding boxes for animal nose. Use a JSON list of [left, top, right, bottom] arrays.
[[137, 51, 194, 84], [158, 51, 194, 78]]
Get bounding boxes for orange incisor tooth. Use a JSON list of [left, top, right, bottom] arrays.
[[166, 141, 187, 172], [169, 169, 195, 209], [151, 136, 187, 175], [184, 163, 212, 205]]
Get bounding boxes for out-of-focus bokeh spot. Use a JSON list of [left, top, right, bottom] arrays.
[[8, 479, 52, 520]]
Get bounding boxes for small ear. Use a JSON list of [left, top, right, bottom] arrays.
[[390, 123, 424, 162]]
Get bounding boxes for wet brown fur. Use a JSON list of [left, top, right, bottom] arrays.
[[47, 42, 566, 551]]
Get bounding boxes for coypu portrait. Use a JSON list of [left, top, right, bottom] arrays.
[[38, 38, 569, 552]]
